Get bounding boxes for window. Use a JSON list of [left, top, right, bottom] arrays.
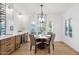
[[29, 15, 54, 35], [30, 21, 36, 34], [38, 15, 46, 35]]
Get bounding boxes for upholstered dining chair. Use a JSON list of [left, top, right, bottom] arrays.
[[51, 33, 55, 51], [29, 34, 41, 53], [45, 33, 55, 53]]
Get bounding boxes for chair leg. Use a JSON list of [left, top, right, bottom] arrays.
[[53, 44, 54, 51], [30, 44, 32, 51], [48, 45, 50, 53], [35, 45, 37, 54]]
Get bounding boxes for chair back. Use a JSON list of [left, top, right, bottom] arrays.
[[31, 32, 36, 35], [29, 34, 35, 45], [47, 32, 52, 35]]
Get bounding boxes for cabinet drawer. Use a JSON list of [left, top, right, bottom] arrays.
[[6, 44, 15, 54], [7, 48, 12, 54], [7, 47, 14, 54], [16, 39, 20, 42], [1, 38, 11, 45], [1, 44, 15, 55], [11, 38, 15, 44], [10, 44, 15, 50], [16, 36, 20, 43], [0, 51, 7, 55], [0, 37, 16, 55], [0, 45, 7, 55], [1, 40, 7, 45], [1, 45, 7, 50], [1, 44, 11, 51], [15, 35, 20, 49]]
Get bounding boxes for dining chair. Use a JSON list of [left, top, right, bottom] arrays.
[[29, 34, 41, 53], [44, 34, 52, 53], [51, 33, 55, 51], [45, 33, 55, 53]]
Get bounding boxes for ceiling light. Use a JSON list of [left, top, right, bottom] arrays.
[[39, 4, 46, 22]]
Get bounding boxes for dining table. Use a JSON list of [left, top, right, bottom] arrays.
[[34, 34, 51, 49]]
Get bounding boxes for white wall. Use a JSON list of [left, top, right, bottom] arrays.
[[47, 14, 63, 41], [13, 11, 30, 33], [13, 4, 31, 33], [63, 4, 79, 52]]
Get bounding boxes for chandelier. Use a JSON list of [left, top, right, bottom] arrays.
[[39, 4, 45, 22]]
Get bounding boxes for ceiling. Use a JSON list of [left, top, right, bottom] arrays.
[[14, 3, 74, 14]]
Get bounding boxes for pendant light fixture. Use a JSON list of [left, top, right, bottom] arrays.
[[40, 4, 43, 19], [39, 4, 45, 22]]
